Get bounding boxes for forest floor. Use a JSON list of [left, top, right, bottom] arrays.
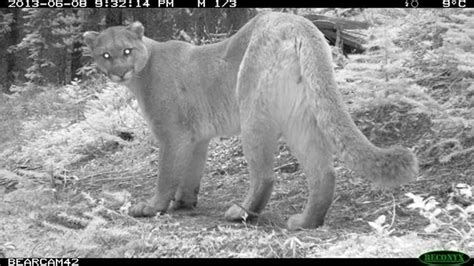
[[0, 9, 473, 258]]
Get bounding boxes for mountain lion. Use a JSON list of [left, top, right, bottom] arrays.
[[83, 12, 417, 229]]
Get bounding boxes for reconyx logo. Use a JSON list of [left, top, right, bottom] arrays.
[[419, 250, 470, 265]]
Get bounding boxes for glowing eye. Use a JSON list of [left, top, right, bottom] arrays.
[[103, 52, 111, 59], [124, 48, 132, 56]]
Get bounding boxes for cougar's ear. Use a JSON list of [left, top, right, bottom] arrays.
[[83, 31, 99, 48], [127, 21, 144, 39]]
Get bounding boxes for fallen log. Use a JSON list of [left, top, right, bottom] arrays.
[[304, 14, 369, 54]]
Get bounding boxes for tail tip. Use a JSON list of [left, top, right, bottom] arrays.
[[370, 146, 418, 188]]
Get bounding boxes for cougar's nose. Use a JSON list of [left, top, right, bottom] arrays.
[[109, 69, 133, 83]]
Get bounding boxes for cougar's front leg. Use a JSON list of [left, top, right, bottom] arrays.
[[129, 135, 199, 217], [171, 139, 210, 210]]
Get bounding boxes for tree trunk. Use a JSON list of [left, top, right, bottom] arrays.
[[106, 9, 123, 27], [71, 41, 82, 82], [4, 9, 20, 93]]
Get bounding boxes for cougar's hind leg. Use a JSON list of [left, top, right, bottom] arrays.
[[224, 115, 278, 222], [225, 32, 280, 221], [171, 139, 210, 210], [284, 116, 336, 230]]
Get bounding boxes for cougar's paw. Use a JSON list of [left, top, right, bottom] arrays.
[[128, 202, 161, 217], [169, 200, 197, 211], [287, 214, 324, 230], [224, 204, 255, 222]]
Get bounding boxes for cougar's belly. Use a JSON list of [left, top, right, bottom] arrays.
[[202, 96, 241, 138]]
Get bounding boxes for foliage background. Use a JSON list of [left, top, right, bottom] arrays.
[[0, 8, 472, 258]]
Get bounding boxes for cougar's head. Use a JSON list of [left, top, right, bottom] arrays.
[[83, 22, 149, 84]]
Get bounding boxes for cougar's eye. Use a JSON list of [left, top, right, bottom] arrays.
[[102, 52, 111, 59], [123, 48, 132, 56]]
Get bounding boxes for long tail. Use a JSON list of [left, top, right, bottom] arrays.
[[296, 21, 418, 187]]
